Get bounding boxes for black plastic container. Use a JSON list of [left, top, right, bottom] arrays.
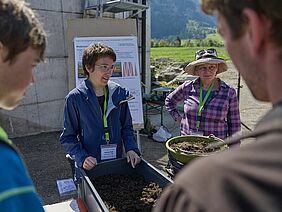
[[78, 158, 173, 212], [166, 151, 185, 178]]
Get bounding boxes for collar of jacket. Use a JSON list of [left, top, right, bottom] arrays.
[[191, 77, 229, 92], [76, 79, 129, 117]]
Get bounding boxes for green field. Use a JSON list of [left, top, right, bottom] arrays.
[[205, 33, 224, 43], [181, 33, 224, 47], [150, 47, 230, 62]]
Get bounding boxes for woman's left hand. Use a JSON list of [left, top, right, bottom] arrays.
[[126, 150, 141, 168]]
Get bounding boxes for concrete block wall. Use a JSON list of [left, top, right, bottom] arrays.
[[0, 0, 84, 137]]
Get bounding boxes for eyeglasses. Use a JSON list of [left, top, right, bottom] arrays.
[[95, 64, 114, 72], [195, 48, 218, 60], [197, 64, 217, 72]]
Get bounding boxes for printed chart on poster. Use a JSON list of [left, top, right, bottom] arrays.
[[74, 36, 144, 128]]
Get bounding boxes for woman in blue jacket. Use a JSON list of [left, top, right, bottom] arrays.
[[60, 43, 141, 170]]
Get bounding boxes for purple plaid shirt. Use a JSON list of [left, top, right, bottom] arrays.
[[165, 78, 241, 139]]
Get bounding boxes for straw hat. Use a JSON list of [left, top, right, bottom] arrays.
[[185, 48, 228, 75]]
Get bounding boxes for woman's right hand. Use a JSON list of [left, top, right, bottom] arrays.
[[83, 156, 97, 170]]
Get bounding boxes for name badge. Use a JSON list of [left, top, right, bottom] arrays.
[[189, 129, 204, 136], [100, 144, 117, 160]]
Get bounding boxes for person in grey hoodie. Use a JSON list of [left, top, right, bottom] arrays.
[[154, 0, 282, 211]]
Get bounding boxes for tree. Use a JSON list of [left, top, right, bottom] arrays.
[[176, 36, 181, 47]]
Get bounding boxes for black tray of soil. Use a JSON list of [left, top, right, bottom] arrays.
[[78, 158, 173, 212]]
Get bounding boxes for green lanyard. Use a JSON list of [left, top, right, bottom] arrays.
[[0, 127, 12, 145], [0, 126, 22, 159], [102, 87, 110, 143], [196, 80, 215, 129]]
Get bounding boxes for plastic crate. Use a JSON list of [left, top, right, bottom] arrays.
[[78, 158, 173, 212]]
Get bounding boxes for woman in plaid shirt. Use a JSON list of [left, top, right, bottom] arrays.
[[165, 48, 241, 139]]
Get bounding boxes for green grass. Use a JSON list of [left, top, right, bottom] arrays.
[[151, 47, 230, 62], [205, 33, 223, 42], [179, 33, 224, 48]]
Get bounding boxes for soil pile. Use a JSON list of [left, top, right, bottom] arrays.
[[170, 140, 220, 154], [92, 174, 163, 212]]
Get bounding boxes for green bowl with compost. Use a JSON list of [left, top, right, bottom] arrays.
[[166, 135, 228, 164]]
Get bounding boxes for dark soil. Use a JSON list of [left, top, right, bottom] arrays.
[[92, 174, 163, 212], [170, 141, 220, 154]]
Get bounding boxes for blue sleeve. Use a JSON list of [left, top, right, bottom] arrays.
[[119, 102, 140, 155], [0, 143, 44, 211], [60, 95, 88, 167]]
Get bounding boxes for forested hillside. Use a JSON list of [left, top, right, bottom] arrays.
[[150, 0, 216, 39]]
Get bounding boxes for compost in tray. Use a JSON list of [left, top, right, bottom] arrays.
[[92, 173, 163, 212]]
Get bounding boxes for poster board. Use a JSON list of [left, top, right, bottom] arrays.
[[67, 19, 144, 129], [73, 36, 143, 128]]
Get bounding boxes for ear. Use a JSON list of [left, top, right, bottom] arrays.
[[0, 41, 5, 57], [0, 41, 5, 61], [242, 8, 270, 58], [194, 67, 199, 76], [85, 65, 94, 73]]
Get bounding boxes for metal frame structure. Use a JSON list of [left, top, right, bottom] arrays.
[[84, 0, 148, 18], [237, 73, 252, 131]]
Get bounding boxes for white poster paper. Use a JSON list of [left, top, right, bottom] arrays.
[[73, 36, 144, 128]]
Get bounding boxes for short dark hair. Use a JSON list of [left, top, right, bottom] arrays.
[[201, 0, 282, 47], [0, 0, 46, 62], [82, 43, 116, 78]]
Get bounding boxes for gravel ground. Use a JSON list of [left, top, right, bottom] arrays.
[[13, 132, 73, 205]]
